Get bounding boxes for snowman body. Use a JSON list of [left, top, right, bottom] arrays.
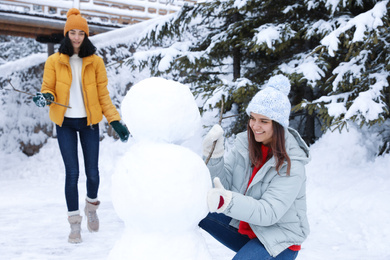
[[109, 78, 212, 260]]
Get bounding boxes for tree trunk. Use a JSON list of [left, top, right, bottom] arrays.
[[233, 47, 241, 80], [232, 12, 241, 81], [303, 85, 315, 144]]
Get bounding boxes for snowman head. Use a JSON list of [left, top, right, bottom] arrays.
[[121, 77, 202, 152]]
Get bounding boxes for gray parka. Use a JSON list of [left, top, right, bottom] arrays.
[[207, 128, 310, 257]]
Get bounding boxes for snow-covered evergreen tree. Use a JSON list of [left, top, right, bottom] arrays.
[[124, 0, 389, 154], [1, 0, 389, 155], [296, 0, 390, 155]]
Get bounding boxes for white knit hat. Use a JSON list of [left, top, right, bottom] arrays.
[[246, 75, 291, 128]]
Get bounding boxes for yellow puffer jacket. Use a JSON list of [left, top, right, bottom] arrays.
[[41, 52, 121, 126]]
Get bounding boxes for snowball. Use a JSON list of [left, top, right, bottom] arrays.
[[112, 142, 211, 231], [110, 142, 212, 259]]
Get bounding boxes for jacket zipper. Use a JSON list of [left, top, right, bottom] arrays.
[[82, 58, 93, 128]]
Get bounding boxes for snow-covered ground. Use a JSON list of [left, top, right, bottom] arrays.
[[1, 1, 389, 258], [1, 121, 389, 259]]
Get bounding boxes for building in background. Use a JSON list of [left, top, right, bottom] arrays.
[[0, 0, 196, 53]]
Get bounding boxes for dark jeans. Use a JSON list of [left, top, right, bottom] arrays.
[[56, 117, 100, 212], [199, 213, 299, 260]]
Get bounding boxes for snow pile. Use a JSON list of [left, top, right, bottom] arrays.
[[300, 125, 390, 259]]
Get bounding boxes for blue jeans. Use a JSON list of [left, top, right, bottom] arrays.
[[56, 117, 100, 212], [199, 213, 299, 260]]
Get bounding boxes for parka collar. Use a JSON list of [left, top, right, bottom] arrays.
[[58, 53, 95, 67], [58, 53, 70, 64]]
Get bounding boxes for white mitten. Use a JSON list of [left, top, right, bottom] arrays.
[[202, 124, 224, 158], [207, 177, 232, 213]]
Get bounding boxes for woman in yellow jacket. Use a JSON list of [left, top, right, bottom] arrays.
[[33, 8, 129, 243]]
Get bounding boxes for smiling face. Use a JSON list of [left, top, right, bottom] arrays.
[[249, 112, 274, 145], [68, 29, 85, 54]]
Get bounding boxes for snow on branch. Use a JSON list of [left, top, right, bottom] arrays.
[[305, 0, 365, 15], [312, 72, 389, 123], [320, 0, 388, 56], [279, 53, 327, 87], [345, 73, 389, 122], [331, 50, 369, 91], [253, 23, 296, 50]]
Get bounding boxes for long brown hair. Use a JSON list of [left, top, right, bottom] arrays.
[[247, 120, 291, 175]]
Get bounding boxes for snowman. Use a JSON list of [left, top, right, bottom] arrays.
[[109, 77, 213, 260]]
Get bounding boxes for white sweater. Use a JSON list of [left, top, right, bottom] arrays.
[[65, 54, 87, 118]]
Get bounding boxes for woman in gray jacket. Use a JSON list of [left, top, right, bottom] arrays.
[[200, 75, 310, 259]]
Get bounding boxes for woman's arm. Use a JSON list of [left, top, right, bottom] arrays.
[[224, 162, 306, 226], [41, 55, 57, 100]]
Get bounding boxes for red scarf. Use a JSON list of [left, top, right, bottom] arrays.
[[238, 145, 301, 251]]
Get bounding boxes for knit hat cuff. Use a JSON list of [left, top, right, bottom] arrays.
[[246, 103, 290, 128]]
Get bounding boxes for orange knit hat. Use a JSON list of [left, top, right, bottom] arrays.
[[64, 8, 89, 36]]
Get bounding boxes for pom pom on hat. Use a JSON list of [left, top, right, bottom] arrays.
[[246, 75, 291, 128], [67, 8, 80, 18], [266, 74, 291, 96], [64, 8, 89, 36]]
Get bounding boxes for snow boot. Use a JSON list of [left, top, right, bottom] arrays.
[[68, 215, 82, 243], [84, 200, 100, 232]]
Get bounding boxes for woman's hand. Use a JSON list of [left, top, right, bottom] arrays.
[[202, 124, 224, 159], [110, 121, 130, 142], [33, 92, 54, 107], [207, 177, 232, 213]]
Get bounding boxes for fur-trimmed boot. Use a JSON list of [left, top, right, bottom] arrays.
[[68, 215, 82, 243], [84, 200, 100, 232]]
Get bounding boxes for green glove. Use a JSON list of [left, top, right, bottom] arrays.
[[33, 92, 54, 107], [111, 121, 130, 142]]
